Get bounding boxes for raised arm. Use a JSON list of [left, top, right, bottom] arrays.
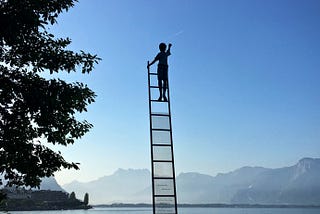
[[167, 43, 172, 56]]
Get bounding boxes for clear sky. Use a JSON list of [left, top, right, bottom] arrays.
[[50, 0, 320, 185]]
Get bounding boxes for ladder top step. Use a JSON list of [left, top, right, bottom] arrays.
[[150, 86, 170, 90], [150, 99, 168, 103]]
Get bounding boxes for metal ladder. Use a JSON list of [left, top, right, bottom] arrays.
[[147, 62, 178, 214]]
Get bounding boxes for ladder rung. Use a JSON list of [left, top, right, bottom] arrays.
[[152, 128, 171, 131], [150, 99, 168, 103], [152, 160, 173, 163], [154, 195, 176, 197], [154, 177, 174, 179], [151, 113, 169, 116], [152, 144, 172, 146], [150, 86, 159, 88], [149, 72, 158, 75]]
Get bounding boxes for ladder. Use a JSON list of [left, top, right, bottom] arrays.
[[147, 62, 178, 214]]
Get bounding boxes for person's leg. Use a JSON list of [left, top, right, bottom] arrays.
[[157, 66, 163, 100], [163, 79, 168, 101], [162, 68, 168, 101]]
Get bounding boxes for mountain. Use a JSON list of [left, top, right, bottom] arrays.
[[231, 158, 320, 204], [62, 158, 320, 205], [40, 177, 65, 192], [63, 168, 151, 204], [176, 167, 270, 203], [1, 176, 64, 192]]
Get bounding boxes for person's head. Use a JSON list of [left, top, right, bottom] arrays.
[[159, 43, 167, 52]]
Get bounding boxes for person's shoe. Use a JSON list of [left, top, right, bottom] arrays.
[[158, 97, 162, 101], [163, 96, 168, 102]]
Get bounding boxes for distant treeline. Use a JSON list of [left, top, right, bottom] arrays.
[[0, 189, 91, 211]]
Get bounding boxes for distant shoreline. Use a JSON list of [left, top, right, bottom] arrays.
[[94, 203, 320, 209]]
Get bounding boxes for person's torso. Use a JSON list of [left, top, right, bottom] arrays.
[[157, 52, 169, 65]]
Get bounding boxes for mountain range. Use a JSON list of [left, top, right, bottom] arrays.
[[40, 176, 65, 192], [60, 158, 320, 205], [0, 176, 64, 192]]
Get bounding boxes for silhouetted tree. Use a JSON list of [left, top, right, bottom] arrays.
[[0, 0, 100, 195], [69, 192, 76, 201], [84, 193, 89, 205]]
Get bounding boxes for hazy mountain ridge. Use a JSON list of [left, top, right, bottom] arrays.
[[62, 158, 320, 205], [0, 176, 64, 192], [63, 168, 151, 204], [231, 158, 320, 204], [40, 177, 66, 192]]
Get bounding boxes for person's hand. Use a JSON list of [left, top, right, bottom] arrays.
[[168, 43, 172, 47]]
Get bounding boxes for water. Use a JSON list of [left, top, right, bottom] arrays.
[[4, 207, 320, 214]]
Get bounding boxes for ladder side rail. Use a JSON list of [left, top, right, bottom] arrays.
[[147, 61, 156, 214], [167, 74, 179, 214], [149, 61, 178, 214]]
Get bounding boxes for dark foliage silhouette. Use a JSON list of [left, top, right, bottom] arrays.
[[0, 0, 100, 195]]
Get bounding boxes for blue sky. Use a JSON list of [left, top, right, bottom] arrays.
[[50, 0, 320, 185]]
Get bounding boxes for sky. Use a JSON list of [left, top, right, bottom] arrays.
[[48, 0, 320, 185]]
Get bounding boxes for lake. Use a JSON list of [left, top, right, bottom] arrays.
[[5, 207, 320, 214]]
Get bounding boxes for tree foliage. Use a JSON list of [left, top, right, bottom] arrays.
[[0, 0, 100, 188], [69, 192, 76, 200], [83, 192, 89, 205]]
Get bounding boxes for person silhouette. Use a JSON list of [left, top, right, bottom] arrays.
[[148, 43, 172, 101]]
